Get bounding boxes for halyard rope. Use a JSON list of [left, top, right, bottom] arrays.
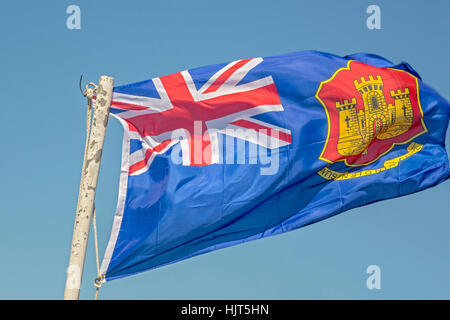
[[82, 83, 104, 300]]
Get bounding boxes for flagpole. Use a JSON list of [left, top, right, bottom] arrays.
[[64, 75, 114, 300]]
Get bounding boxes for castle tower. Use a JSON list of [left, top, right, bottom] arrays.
[[378, 88, 414, 139], [354, 75, 390, 141], [335, 98, 364, 156]]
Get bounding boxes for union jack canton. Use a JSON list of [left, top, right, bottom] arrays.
[[110, 57, 292, 175]]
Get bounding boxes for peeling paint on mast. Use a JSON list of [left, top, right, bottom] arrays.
[[64, 76, 114, 300]]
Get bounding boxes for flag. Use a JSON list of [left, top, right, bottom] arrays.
[[99, 50, 450, 281]]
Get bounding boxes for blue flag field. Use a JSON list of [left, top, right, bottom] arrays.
[[98, 50, 450, 281]]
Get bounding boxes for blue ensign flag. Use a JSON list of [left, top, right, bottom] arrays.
[[99, 51, 450, 281]]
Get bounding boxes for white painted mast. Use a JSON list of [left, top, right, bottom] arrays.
[[64, 75, 114, 300]]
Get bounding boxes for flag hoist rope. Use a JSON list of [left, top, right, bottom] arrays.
[[83, 83, 103, 300], [64, 76, 114, 300]]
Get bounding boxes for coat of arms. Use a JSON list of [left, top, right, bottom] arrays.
[[316, 60, 427, 166]]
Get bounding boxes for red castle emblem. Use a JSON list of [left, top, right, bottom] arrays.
[[316, 60, 427, 166]]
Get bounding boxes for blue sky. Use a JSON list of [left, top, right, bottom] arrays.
[[0, 0, 449, 299]]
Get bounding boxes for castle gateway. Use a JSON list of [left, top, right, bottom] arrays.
[[316, 60, 427, 166]]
